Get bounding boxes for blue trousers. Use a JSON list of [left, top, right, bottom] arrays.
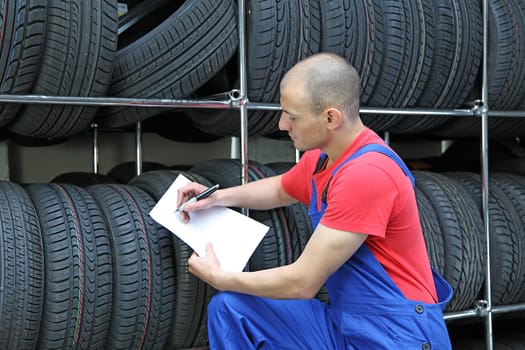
[[207, 289, 451, 349], [207, 292, 346, 349]]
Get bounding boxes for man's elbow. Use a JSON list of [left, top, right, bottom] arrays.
[[290, 279, 324, 300]]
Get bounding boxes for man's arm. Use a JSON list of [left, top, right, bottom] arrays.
[[218, 175, 297, 209], [178, 174, 297, 214], [188, 223, 368, 299]]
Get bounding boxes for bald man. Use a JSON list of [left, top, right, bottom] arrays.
[[178, 53, 453, 349]]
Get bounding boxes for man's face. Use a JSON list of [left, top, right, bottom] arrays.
[[278, 83, 327, 151]]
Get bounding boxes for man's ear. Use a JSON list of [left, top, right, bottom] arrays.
[[325, 108, 343, 129]]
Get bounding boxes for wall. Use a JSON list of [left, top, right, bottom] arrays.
[[7, 127, 446, 185], [7, 131, 298, 184]]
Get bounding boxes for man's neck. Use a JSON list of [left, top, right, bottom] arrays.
[[323, 119, 366, 162]]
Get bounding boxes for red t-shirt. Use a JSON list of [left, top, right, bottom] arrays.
[[281, 127, 438, 303]]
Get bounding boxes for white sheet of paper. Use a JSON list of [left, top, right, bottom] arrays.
[[149, 174, 269, 272]]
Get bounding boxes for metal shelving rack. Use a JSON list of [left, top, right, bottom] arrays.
[[2, 0, 525, 349]]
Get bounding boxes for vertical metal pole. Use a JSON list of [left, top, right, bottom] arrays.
[[135, 121, 143, 176], [480, 0, 493, 348], [238, 0, 248, 187], [91, 123, 99, 174], [230, 136, 240, 159], [441, 140, 453, 154], [238, 0, 249, 216]]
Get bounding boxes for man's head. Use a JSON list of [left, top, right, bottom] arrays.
[[279, 53, 362, 152], [280, 53, 361, 119]]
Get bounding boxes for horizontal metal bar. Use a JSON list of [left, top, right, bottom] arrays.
[[488, 110, 525, 118], [246, 101, 476, 116], [2, 94, 524, 118], [443, 302, 525, 321], [0, 94, 234, 109], [443, 308, 480, 321], [245, 102, 283, 111], [492, 302, 525, 314], [360, 107, 475, 116]]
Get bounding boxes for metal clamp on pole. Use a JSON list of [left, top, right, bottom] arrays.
[[471, 99, 487, 117], [474, 299, 490, 318], [228, 89, 246, 109], [90, 123, 99, 175]]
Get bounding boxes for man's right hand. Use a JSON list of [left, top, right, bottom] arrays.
[[176, 182, 218, 223]]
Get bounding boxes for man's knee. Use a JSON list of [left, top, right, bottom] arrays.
[[208, 291, 247, 317]]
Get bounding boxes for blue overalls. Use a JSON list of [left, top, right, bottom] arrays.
[[207, 144, 453, 349]]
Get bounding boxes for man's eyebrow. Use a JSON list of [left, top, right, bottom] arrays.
[[281, 109, 298, 117]]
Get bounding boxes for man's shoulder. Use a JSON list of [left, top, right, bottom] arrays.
[[298, 149, 324, 169]]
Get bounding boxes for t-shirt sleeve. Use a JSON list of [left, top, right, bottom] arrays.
[[320, 159, 398, 237], [281, 151, 319, 205]]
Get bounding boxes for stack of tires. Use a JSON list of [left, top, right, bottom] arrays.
[[0, 161, 310, 349], [2, 164, 525, 349], [1, 0, 525, 142]]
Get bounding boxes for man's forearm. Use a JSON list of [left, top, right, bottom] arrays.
[[218, 175, 295, 210], [215, 264, 316, 300]]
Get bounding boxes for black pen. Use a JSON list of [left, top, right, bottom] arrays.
[[175, 184, 220, 213]]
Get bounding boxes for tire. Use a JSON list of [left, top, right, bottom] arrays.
[[415, 186, 445, 274], [405, 0, 459, 131], [8, 0, 119, 140], [414, 171, 486, 312], [490, 173, 525, 301], [361, 0, 407, 132], [0, 181, 44, 350], [87, 184, 176, 349], [25, 183, 112, 349], [96, 0, 238, 128], [129, 169, 215, 348], [0, 0, 47, 128], [422, 0, 482, 110], [463, 172, 525, 304], [486, 0, 525, 111], [445, 172, 524, 306]]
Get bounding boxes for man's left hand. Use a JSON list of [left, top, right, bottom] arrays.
[[188, 242, 223, 289]]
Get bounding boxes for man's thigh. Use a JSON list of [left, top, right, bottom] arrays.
[[207, 292, 345, 350]]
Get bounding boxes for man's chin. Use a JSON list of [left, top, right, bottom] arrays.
[[292, 143, 308, 152]]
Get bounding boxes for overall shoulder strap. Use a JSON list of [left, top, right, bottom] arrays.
[[340, 144, 415, 185], [321, 144, 415, 203], [312, 152, 328, 175]]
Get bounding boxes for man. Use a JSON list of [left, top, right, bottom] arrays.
[[177, 53, 452, 349]]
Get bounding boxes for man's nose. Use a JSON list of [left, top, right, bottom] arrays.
[[278, 113, 288, 131]]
